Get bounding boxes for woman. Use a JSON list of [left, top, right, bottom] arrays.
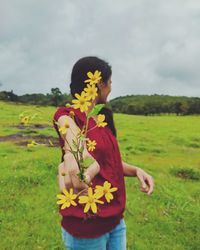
[[53, 56, 154, 250]]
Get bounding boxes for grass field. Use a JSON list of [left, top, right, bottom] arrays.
[[0, 100, 200, 250]]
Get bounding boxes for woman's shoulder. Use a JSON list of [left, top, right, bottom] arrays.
[[53, 106, 88, 133], [53, 106, 71, 122], [53, 105, 83, 121]]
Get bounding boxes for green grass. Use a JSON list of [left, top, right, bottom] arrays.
[[0, 101, 200, 250]]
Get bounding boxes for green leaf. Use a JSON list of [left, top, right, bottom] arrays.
[[82, 158, 96, 168], [80, 134, 86, 140], [77, 172, 86, 182], [88, 104, 105, 117], [79, 144, 84, 153], [79, 159, 84, 164]]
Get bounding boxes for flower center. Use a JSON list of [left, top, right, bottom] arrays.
[[104, 189, 109, 194], [80, 100, 85, 105], [66, 197, 71, 202], [88, 197, 94, 203]]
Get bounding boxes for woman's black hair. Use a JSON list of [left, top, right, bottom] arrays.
[[70, 56, 117, 137]]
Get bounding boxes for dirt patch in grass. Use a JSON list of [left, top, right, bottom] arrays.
[[14, 124, 51, 129], [0, 133, 59, 147], [170, 167, 200, 181]]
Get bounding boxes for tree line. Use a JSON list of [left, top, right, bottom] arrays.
[[0, 89, 200, 115], [109, 94, 200, 115], [0, 88, 71, 107]]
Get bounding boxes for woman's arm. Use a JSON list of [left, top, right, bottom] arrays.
[[57, 115, 100, 192], [122, 160, 138, 177], [57, 162, 66, 192], [122, 160, 154, 195]]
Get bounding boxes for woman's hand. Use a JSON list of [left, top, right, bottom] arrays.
[[57, 154, 100, 196], [122, 161, 154, 195], [136, 168, 154, 195]]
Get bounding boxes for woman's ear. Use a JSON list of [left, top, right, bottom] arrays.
[[97, 79, 104, 90]]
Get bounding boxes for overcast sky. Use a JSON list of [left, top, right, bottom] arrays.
[[1, 0, 200, 100]]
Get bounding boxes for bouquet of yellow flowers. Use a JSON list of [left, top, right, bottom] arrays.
[[55, 70, 107, 183], [55, 70, 118, 214]]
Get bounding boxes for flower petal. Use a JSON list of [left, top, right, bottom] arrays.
[[69, 188, 73, 196], [57, 194, 66, 200], [88, 187, 93, 197], [63, 189, 69, 196], [84, 79, 91, 83], [110, 187, 118, 192], [87, 72, 93, 78], [71, 200, 77, 206], [72, 99, 79, 104], [104, 181, 111, 189], [75, 93, 81, 99], [56, 200, 65, 205], [105, 193, 113, 202], [94, 191, 104, 199], [94, 70, 101, 77], [78, 196, 88, 204], [84, 203, 91, 213], [95, 199, 104, 204], [91, 202, 97, 213], [61, 202, 70, 209], [71, 194, 77, 200]]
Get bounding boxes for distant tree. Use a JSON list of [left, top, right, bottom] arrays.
[[127, 104, 137, 114], [0, 90, 18, 101], [174, 101, 182, 115], [0, 91, 8, 100], [51, 87, 62, 106], [180, 102, 189, 115], [188, 99, 200, 114]]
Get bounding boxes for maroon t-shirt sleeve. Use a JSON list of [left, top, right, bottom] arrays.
[[52, 107, 72, 162], [53, 107, 71, 123], [52, 107, 84, 162]]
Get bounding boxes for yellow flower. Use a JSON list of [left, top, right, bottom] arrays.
[[27, 140, 38, 147], [57, 188, 77, 209], [72, 91, 92, 113], [84, 84, 98, 101], [96, 114, 107, 127], [94, 181, 118, 203], [21, 116, 30, 125], [84, 70, 102, 85], [65, 103, 71, 107], [58, 120, 70, 134], [69, 111, 75, 117], [31, 140, 38, 145], [78, 187, 104, 213], [86, 139, 97, 151]]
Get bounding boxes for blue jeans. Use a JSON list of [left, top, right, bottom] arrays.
[[61, 218, 127, 250]]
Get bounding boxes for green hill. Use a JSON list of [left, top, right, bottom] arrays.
[[110, 94, 200, 115]]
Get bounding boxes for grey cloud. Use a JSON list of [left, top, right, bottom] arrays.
[[0, 0, 200, 98]]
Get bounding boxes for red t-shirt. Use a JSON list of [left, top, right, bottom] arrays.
[[53, 106, 126, 238]]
